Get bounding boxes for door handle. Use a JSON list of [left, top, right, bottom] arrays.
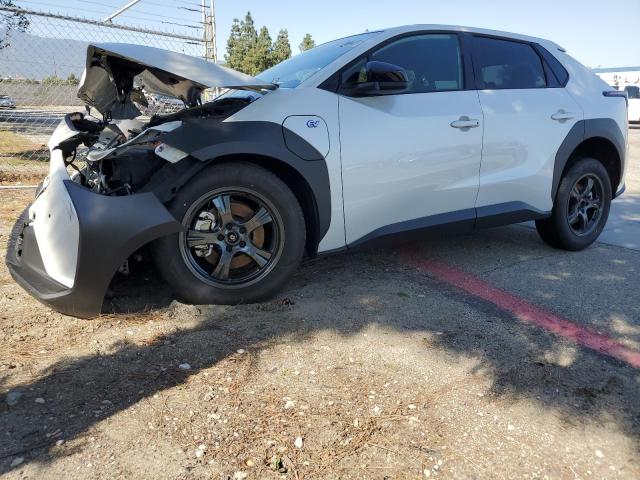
[[450, 116, 480, 129], [551, 110, 574, 122]]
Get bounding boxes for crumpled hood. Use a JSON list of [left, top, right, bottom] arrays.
[[77, 43, 276, 118]]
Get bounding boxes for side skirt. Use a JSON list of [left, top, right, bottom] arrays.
[[319, 202, 551, 254], [475, 202, 550, 229]]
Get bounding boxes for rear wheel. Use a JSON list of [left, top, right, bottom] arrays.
[[153, 162, 306, 305], [536, 158, 611, 251]]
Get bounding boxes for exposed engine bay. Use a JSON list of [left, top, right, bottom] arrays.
[[55, 96, 253, 197], [4, 42, 294, 319], [50, 41, 275, 199]]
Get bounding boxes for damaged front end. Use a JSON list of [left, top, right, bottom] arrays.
[[5, 43, 275, 318]]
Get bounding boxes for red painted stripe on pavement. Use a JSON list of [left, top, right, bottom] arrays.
[[408, 257, 640, 369]]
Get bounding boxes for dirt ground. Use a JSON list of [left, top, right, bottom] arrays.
[[0, 130, 639, 479]]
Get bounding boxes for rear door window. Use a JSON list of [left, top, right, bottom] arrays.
[[472, 36, 547, 90]]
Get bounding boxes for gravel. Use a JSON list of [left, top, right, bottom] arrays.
[[5, 390, 23, 407]]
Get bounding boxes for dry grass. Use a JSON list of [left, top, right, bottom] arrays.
[[0, 130, 49, 185], [0, 187, 31, 222], [0, 130, 45, 156]]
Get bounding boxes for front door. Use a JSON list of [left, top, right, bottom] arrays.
[[338, 33, 484, 244]]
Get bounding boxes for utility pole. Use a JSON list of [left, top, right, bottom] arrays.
[[201, 0, 218, 99], [210, 0, 217, 64], [201, 0, 217, 63], [201, 0, 206, 48]]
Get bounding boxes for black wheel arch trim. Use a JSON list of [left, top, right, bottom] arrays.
[[160, 119, 331, 251], [552, 118, 626, 200]]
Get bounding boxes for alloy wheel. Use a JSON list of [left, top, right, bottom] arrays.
[[179, 188, 285, 288], [566, 173, 604, 237]]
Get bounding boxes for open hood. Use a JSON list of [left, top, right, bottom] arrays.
[[77, 43, 276, 119]]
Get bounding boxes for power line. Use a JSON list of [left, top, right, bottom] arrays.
[[0, 5, 204, 40], [172, 0, 203, 7], [17, 0, 205, 29], [76, 0, 204, 24], [86, 1, 205, 26]]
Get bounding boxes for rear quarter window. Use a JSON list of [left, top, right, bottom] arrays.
[[472, 36, 547, 90], [536, 45, 569, 86]]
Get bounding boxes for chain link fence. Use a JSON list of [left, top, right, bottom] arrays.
[[0, 7, 206, 164]]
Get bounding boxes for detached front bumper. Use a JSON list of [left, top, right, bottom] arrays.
[[5, 150, 182, 318]]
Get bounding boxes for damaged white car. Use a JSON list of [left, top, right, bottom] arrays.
[[6, 41, 334, 317], [6, 27, 627, 318]]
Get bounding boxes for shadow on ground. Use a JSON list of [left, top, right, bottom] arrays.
[[1, 227, 639, 473]]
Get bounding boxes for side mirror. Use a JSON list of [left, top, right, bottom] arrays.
[[342, 61, 409, 96]]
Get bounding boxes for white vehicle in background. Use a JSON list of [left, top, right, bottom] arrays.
[[621, 85, 640, 123]]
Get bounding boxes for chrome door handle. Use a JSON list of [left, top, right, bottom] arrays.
[[450, 116, 480, 129], [551, 110, 574, 122]]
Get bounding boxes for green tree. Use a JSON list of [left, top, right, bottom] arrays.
[[299, 33, 315, 52], [248, 26, 273, 75], [237, 11, 258, 73], [1, 0, 29, 50], [224, 12, 292, 75], [66, 73, 79, 85], [271, 29, 292, 65], [225, 12, 260, 74], [224, 17, 243, 71], [42, 75, 65, 86]]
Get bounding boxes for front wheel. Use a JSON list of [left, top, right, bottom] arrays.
[[152, 162, 306, 305], [536, 158, 611, 251]]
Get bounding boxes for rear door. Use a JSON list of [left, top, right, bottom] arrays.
[[338, 33, 484, 244], [471, 35, 583, 217]]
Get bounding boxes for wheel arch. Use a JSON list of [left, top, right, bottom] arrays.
[[158, 120, 332, 256], [553, 119, 625, 200]]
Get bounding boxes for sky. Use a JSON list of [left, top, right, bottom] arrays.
[[10, 0, 640, 68]]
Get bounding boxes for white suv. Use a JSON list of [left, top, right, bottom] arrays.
[[6, 25, 628, 318], [621, 85, 640, 123]]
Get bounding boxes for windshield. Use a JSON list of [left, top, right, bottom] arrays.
[[625, 86, 640, 99], [256, 31, 382, 88]]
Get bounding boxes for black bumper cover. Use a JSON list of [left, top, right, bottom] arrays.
[[6, 180, 182, 318]]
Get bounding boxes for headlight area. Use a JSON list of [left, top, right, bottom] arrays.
[[60, 96, 252, 199], [60, 114, 184, 197]]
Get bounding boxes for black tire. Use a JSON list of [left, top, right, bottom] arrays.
[[535, 158, 611, 251], [152, 162, 306, 305]]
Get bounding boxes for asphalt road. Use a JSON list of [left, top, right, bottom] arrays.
[[0, 107, 75, 144], [598, 126, 640, 250]]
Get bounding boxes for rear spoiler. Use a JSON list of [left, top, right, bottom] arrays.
[[603, 90, 628, 106]]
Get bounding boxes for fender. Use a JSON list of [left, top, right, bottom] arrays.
[[161, 119, 331, 246], [552, 118, 626, 200]]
